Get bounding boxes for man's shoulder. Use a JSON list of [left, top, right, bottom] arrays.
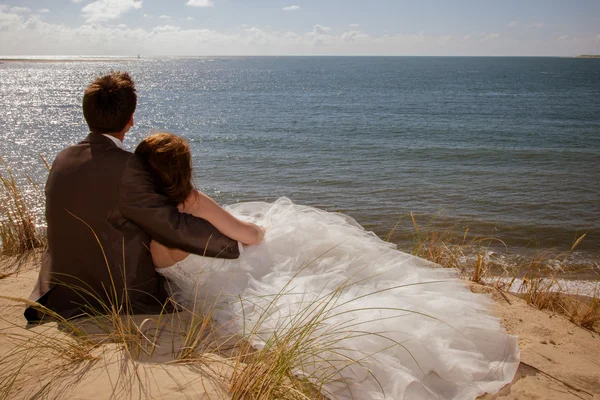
[[56, 139, 132, 161], [52, 142, 84, 166], [104, 145, 133, 160], [49, 141, 133, 182]]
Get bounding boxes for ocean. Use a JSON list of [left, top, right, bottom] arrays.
[[0, 56, 598, 273]]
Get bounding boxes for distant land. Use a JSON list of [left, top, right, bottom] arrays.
[[0, 57, 136, 63], [575, 54, 600, 58]]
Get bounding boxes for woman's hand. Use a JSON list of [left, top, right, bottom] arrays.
[[255, 225, 266, 244]]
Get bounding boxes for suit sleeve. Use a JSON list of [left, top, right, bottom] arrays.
[[118, 155, 240, 259]]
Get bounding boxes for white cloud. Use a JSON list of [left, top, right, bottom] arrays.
[[312, 24, 331, 35], [341, 30, 368, 42], [506, 21, 518, 28], [481, 32, 500, 41], [152, 25, 181, 33], [1, 15, 599, 57], [159, 15, 171, 19], [143, 13, 149, 18], [0, 10, 22, 30], [528, 22, 544, 28], [349, 24, 360, 28], [466, 32, 500, 42], [81, 0, 143, 23], [186, 0, 214, 7], [37, 8, 50, 13], [72, 0, 84, 3], [9, 6, 31, 13], [558, 35, 569, 40], [183, 16, 194, 21], [283, 5, 299, 11]]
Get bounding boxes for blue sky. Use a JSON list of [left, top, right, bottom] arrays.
[[1, 0, 599, 56]]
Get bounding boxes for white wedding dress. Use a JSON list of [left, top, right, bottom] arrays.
[[157, 197, 519, 400]]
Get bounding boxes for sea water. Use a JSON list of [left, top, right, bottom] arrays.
[[0, 56, 598, 274]]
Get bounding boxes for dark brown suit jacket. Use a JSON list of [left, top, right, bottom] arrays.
[[25, 133, 239, 322]]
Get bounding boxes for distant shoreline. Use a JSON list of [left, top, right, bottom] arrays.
[[0, 58, 139, 63], [0, 55, 595, 62]]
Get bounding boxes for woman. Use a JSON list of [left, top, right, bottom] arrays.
[[135, 132, 519, 400]]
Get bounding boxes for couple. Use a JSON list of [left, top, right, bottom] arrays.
[[27, 72, 519, 399]]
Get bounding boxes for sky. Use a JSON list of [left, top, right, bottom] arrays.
[[1, 0, 599, 56]]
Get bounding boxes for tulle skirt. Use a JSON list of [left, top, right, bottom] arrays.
[[157, 197, 519, 400]]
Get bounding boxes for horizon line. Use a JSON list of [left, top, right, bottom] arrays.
[[1, 54, 596, 59]]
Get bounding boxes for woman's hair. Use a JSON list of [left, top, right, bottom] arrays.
[[83, 71, 137, 134], [135, 132, 194, 205]]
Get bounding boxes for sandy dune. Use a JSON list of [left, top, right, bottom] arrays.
[[1, 264, 599, 400]]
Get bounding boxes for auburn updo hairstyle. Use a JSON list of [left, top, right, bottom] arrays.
[[135, 132, 194, 205]]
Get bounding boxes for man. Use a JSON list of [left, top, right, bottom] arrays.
[[25, 72, 239, 322]]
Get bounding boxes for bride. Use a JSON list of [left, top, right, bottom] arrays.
[[135, 132, 519, 400]]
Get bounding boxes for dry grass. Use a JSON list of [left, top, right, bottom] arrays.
[[405, 214, 600, 332], [0, 230, 352, 400], [0, 272, 353, 400], [0, 163, 598, 399], [1, 285, 208, 399], [0, 244, 442, 400], [499, 240, 599, 332], [0, 296, 100, 400], [0, 159, 47, 273], [571, 291, 600, 329], [404, 212, 506, 280], [228, 285, 340, 400]]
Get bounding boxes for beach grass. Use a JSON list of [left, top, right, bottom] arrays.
[[0, 296, 99, 400], [0, 265, 380, 400], [406, 213, 600, 332], [0, 159, 47, 273], [0, 226, 442, 400], [0, 162, 598, 399], [0, 159, 350, 399]]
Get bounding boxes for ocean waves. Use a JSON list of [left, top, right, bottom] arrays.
[[0, 56, 598, 268]]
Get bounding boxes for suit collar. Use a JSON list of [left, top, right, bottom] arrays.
[[82, 132, 120, 148], [101, 134, 123, 148]]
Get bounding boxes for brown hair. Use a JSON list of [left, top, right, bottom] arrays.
[[135, 133, 194, 205], [82, 71, 137, 134]]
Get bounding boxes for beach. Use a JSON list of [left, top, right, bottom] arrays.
[[3, 0, 600, 396], [0, 55, 598, 398], [1, 259, 599, 399], [2, 0, 599, 396]]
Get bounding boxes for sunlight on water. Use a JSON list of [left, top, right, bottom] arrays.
[[0, 57, 599, 268]]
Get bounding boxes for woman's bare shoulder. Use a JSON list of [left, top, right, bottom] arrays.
[[179, 189, 206, 215]]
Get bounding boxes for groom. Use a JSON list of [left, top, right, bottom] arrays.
[[25, 72, 239, 322]]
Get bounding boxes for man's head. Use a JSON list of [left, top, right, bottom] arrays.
[[82, 71, 137, 137]]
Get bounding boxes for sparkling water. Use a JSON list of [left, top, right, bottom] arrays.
[[1, 56, 598, 272]]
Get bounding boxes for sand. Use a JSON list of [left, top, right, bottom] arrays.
[[1, 262, 599, 400], [474, 283, 600, 400], [0, 265, 234, 400]]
